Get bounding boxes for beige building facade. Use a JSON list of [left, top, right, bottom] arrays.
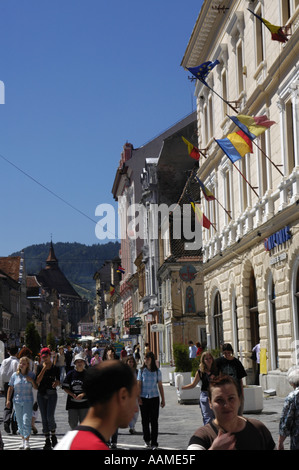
[[182, 0, 299, 395]]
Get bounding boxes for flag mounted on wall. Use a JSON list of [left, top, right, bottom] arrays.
[[110, 284, 115, 296], [187, 59, 239, 113], [117, 266, 125, 274], [215, 131, 253, 163], [228, 114, 276, 141], [194, 176, 215, 201], [248, 9, 288, 43], [187, 60, 220, 84], [182, 136, 200, 160], [187, 194, 212, 230]]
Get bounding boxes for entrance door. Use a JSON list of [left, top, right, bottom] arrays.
[[249, 270, 260, 379]]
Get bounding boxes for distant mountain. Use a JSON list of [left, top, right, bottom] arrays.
[[11, 241, 121, 301]]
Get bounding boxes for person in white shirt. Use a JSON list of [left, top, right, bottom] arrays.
[[0, 346, 19, 433], [188, 341, 197, 359]]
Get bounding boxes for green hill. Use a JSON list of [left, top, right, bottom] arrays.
[[11, 241, 121, 301]]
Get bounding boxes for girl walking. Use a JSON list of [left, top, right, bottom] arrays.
[[137, 351, 165, 450]]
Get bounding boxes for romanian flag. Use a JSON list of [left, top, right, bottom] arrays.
[[187, 60, 220, 84], [117, 266, 125, 274], [248, 9, 288, 43], [229, 114, 276, 141], [182, 136, 200, 160], [215, 131, 253, 163], [194, 176, 215, 202], [187, 194, 211, 229]]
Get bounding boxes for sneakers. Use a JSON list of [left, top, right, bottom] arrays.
[[24, 440, 30, 450], [43, 437, 52, 450], [129, 428, 135, 434], [51, 433, 57, 448]]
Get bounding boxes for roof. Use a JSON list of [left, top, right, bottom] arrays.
[[0, 257, 22, 283], [37, 243, 81, 299]]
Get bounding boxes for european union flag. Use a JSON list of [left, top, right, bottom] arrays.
[[187, 60, 220, 83]]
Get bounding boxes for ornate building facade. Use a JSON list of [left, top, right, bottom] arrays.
[[182, 0, 299, 395]]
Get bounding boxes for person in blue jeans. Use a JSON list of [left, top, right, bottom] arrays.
[[137, 351, 165, 450], [7, 356, 37, 449], [36, 348, 60, 450], [180, 351, 218, 425]]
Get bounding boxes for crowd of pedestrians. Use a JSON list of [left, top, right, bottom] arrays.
[[0, 341, 299, 451]]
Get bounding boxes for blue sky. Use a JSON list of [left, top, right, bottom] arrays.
[[0, 0, 202, 256]]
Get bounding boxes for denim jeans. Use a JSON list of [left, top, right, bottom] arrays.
[[37, 390, 57, 434], [13, 401, 33, 439], [199, 391, 214, 425]]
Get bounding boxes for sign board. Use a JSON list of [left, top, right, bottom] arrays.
[[151, 323, 165, 333], [129, 327, 141, 335]]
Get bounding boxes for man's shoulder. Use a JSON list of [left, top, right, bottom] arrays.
[[54, 427, 109, 450]]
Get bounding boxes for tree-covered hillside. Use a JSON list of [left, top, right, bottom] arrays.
[[11, 241, 121, 300]]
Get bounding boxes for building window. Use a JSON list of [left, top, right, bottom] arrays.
[[281, 0, 298, 24], [255, 6, 264, 66], [285, 100, 295, 175], [268, 278, 279, 369], [213, 291, 223, 349], [224, 168, 233, 222], [278, 82, 298, 175], [249, 269, 260, 351], [258, 133, 269, 196], [221, 69, 228, 118], [236, 41, 244, 96]]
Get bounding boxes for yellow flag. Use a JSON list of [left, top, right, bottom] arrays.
[[260, 348, 267, 374]]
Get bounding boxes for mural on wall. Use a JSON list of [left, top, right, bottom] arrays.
[[185, 286, 196, 313]]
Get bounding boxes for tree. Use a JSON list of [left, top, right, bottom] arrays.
[[25, 323, 41, 357], [46, 332, 56, 350]]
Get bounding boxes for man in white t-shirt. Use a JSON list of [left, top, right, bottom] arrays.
[[0, 346, 19, 433], [188, 341, 197, 359]]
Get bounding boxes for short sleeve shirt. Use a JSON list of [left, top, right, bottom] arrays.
[[188, 419, 275, 450], [216, 357, 247, 381], [137, 368, 162, 398], [9, 371, 35, 403]]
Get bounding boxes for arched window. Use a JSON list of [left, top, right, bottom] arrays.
[[268, 278, 279, 369], [213, 291, 223, 349]]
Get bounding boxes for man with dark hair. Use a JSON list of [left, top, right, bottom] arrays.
[[54, 360, 139, 450]]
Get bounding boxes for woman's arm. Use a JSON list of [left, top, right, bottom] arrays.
[[6, 385, 14, 407], [158, 381, 165, 408], [181, 371, 200, 390]]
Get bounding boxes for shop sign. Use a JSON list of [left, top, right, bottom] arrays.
[[151, 323, 165, 333], [264, 226, 291, 252], [270, 252, 287, 265]]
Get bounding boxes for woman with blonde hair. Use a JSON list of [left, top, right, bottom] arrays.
[[6, 356, 37, 449], [181, 351, 218, 425]]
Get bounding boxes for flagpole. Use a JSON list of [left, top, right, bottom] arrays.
[[225, 114, 284, 176], [201, 80, 239, 113], [252, 140, 284, 176], [215, 197, 232, 220], [232, 161, 259, 197], [214, 138, 259, 198]]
